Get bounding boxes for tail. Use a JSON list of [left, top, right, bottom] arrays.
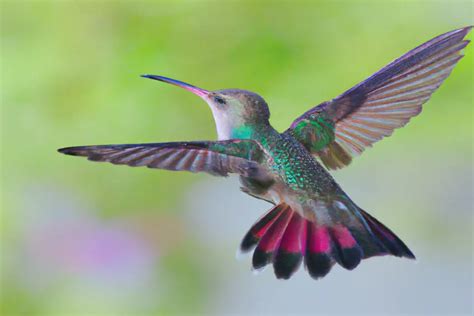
[[240, 200, 415, 280]]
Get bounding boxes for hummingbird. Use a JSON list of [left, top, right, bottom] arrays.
[[59, 26, 471, 280]]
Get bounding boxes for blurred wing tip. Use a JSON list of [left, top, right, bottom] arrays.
[[456, 26, 473, 45], [456, 40, 471, 57], [460, 25, 473, 34], [57, 146, 81, 156], [447, 25, 473, 38]]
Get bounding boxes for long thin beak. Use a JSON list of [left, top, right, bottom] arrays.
[[141, 74, 209, 98]]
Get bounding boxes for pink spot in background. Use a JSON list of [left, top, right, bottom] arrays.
[[12, 185, 159, 299]]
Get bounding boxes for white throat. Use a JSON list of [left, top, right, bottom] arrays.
[[210, 107, 233, 140]]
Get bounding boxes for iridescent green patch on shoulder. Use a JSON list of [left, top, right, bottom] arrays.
[[231, 125, 254, 139], [292, 114, 335, 152]]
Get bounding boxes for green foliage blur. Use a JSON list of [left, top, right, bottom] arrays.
[[1, 1, 472, 315]]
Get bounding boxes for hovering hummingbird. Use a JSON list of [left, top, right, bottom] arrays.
[[59, 27, 471, 280]]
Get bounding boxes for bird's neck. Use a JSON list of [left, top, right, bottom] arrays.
[[216, 119, 274, 141]]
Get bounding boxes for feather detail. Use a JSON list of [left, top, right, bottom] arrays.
[[58, 140, 265, 177], [288, 26, 471, 169], [241, 199, 415, 280]]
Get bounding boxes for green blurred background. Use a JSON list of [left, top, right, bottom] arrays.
[[1, 1, 473, 315]]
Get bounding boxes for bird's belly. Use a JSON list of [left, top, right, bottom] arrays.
[[240, 174, 311, 216]]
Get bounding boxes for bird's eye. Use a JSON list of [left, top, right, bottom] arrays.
[[214, 96, 226, 105]]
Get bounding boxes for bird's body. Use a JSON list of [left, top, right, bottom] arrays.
[[239, 125, 340, 202], [59, 26, 471, 279]]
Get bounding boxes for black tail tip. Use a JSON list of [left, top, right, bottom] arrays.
[[336, 246, 363, 270], [273, 252, 302, 280], [305, 253, 332, 280], [252, 249, 272, 270], [240, 232, 259, 253]]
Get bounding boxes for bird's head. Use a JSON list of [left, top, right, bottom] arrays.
[[142, 75, 270, 140]]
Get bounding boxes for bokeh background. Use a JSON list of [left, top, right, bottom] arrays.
[[1, 1, 473, 315]]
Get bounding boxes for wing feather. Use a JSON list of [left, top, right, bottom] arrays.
[[288, 26, 471, 169], [58, 140, 266, 177]]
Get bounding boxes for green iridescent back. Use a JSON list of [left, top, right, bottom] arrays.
[[255, 126, 339, 196]]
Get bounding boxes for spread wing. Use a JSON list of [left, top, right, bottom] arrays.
[[287, 26, 472, 169], [58, 139, 266, 177]]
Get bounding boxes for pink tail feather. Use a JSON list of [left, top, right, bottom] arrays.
[[240, 202, 414, 280]]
